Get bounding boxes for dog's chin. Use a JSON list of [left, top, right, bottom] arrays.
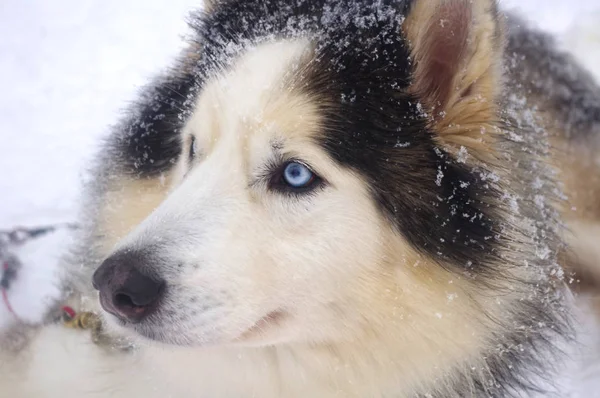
[[99, 313, 190, 347], [102, 309, 291, 348], [231, 310, 292, 346], [131, 324, 201, 346]]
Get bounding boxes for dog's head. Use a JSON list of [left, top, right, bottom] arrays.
[[93, 0, 508, 351]]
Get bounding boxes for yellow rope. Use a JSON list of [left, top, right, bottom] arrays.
[[63, 311, 101, 330]]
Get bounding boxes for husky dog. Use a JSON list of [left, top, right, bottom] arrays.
[[2, 0, 600, 397]]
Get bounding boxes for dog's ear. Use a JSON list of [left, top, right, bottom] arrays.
[[403, 0, 505, 153]]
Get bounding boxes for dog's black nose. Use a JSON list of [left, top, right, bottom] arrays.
[[92, 251, 164, 323]]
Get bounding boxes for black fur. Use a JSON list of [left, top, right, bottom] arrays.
[[109, 64, 199, 177]]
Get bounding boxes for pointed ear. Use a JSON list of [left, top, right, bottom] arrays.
[[403, 0, 505, 153]]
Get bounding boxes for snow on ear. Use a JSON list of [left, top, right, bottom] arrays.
[[403, 0, 505, 155]]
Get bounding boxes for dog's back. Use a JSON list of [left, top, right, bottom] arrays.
[[507, 17, 600, 303]]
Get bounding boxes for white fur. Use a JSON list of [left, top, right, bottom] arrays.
[[0, 230, 68, 330]]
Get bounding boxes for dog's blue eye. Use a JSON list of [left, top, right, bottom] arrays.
[[283, 162, 314, 188]]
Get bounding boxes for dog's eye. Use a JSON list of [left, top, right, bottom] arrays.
[[267, 160, 323, 195], [282, 162, 315, 188], [188, 136, 197, 163]]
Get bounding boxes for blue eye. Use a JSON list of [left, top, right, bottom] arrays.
[[283, 162, 314, 188]]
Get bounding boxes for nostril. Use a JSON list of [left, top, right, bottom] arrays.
[[113, 283, 163, 308], [109, 277, 164, 320], [114, 292, 137, 309], [111, 286, 163, 321]]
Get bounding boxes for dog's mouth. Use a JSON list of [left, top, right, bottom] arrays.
[[109, 308, 289, 347], [236, 310, 288, 342]]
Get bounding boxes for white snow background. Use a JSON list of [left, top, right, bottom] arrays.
[[0, 0, 599, 396]]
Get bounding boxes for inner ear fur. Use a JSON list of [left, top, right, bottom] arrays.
[[403, 0, 505, 157]]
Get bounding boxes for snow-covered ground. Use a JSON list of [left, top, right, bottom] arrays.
[[0, 0, 599, 396], [0, 0, 199, 227]]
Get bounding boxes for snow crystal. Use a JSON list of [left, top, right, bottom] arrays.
[[394, 140, 411, 148], [435, 168, 444, 187], [456, 146, 468, 164], [415, 102, 428, 118]]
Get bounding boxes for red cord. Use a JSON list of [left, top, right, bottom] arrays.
[[62, 306, 76, 319], [1, 287, 21, 322], [1, 262, 23, 323]]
